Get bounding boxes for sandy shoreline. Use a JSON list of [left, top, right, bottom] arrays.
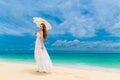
[[0, 61, 120, 80]]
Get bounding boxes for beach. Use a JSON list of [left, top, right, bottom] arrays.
[[0, 61, 120, 80]]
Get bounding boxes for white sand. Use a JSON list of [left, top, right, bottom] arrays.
[[0, 61, 120, 80]]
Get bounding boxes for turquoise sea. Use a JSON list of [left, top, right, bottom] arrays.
[[0, 51, 120, 69]]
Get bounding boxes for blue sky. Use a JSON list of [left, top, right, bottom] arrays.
[[0, 0, 120, 53]]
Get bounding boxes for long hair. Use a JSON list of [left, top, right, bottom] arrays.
[[41, 23, 47, 40]]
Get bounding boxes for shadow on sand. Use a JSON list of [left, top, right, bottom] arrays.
[[23, 68, 52, 76]]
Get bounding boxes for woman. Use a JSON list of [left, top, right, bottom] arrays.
[[34, 23, 53, 73]]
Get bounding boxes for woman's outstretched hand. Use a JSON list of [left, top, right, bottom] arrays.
[[34, 32, 37, 35]]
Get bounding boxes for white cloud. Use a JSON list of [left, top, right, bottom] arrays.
[[0, 0, 120, 38], [48, 0, 97, 38], [91, 0, 120, 36], [52, 39, 120, 51], [0, 23, 22, 35], [0, 22, 34, 36], [46, 0, 120, 38], [107, 21, 120, 37], [52, 39, 80, 47]]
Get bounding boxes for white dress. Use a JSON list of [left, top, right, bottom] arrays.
[[34, 32, 53, 72]]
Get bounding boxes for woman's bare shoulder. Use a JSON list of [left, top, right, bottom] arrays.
[[40, 31, 43, 35]]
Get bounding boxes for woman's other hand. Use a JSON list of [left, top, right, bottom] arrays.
[[41, 46, 44, 50]]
